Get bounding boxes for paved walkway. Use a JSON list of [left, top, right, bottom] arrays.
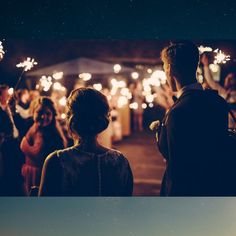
[[113, 130, 166, 196]]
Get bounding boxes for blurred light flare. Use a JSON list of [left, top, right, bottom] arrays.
[[147, 68, 153, 74], [61, 113, 66, 119], [8, 87, 14, 95], [117, 96, 128, 108], [53, 82, 62, 90], [39, 75, 52, 92], [79, 73, 92, 81], [131, 72, 139, 80], [113, 64, 122, 73], [149, 103, 154, 108], [209, 63, 219, 73], [59, 96, 67, 106], [129, 102, 138, 110], [142, 103, 147, 109], [93, 83, 102, 91], [52, 71, 63, 80]]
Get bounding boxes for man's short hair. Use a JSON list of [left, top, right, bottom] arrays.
[[161, 41, 200, 84]]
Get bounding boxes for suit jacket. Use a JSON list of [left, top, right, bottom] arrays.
[[158, 89, 231, 196]]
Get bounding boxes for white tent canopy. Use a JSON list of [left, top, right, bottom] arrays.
[[26, 57, 134, 77]]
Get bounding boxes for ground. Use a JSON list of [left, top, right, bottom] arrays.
[[113, 130, 166, 196]]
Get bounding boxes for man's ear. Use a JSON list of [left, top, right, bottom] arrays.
[[169, 64, 175, 77], [169, 65, 178, 92]]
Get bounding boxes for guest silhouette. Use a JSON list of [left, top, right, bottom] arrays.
[[39, 87, 133, 196], [158, 42, 231, 196]]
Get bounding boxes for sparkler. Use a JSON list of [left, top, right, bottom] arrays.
[[213, 49, 230, 64], [0, 41, 5, 61], [15, 57, 38, 90], [198, 45, 213, 54], [199, 45, 231, 65]]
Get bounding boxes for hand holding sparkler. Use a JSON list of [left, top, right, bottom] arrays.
[[15, 57, 38, 90]]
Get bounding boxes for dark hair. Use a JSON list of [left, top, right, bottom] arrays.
[[161, 41, 199, 85], [66, 87, 110, 138]]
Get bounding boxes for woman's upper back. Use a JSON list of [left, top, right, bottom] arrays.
[[39, 146, 133, 196]]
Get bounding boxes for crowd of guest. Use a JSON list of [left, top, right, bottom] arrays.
[[0, 41, 236, 196], [0, 85, 133, 196]]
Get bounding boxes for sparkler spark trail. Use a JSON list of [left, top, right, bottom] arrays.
[[0, 41, 5, 61], [15, 57, 38, 90], [198, 45, 213, 54], [16, 57, 38, 71], [213, 49, 231, 64]]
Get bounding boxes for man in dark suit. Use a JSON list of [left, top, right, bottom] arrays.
[[158, 42, 231, 196]]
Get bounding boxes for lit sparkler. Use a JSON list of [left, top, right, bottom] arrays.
[[198, 45, 213, 54], [213, 49, 230, 64], [0, 41, 5, 61], [16, 57, 37, 72], [15, 57, 38, 90]]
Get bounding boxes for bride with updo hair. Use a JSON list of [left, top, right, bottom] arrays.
[[39, 87, 133, 196]]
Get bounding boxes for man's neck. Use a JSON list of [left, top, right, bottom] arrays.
[[176, 82, 203, 98]]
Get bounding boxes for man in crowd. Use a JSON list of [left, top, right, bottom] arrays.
[[158, 42, 233, 196], [0, 84, 23, 195]]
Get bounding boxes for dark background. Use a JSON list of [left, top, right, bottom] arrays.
[[1, 0, 236, 86]]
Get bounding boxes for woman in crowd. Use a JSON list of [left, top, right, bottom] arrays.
[[39, 87, 133, 196], [201, 53, 236, 128], [20, 97, 66, 196]]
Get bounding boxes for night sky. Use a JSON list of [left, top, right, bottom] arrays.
[[1, 0, 236, 39], [1, 198, 236, 236], [1, 1, 236, 236]]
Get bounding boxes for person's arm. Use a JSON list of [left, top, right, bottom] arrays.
[[38, 152, 63, 196], [201, 54, 227, 98], [20, 130, 44, 157]]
